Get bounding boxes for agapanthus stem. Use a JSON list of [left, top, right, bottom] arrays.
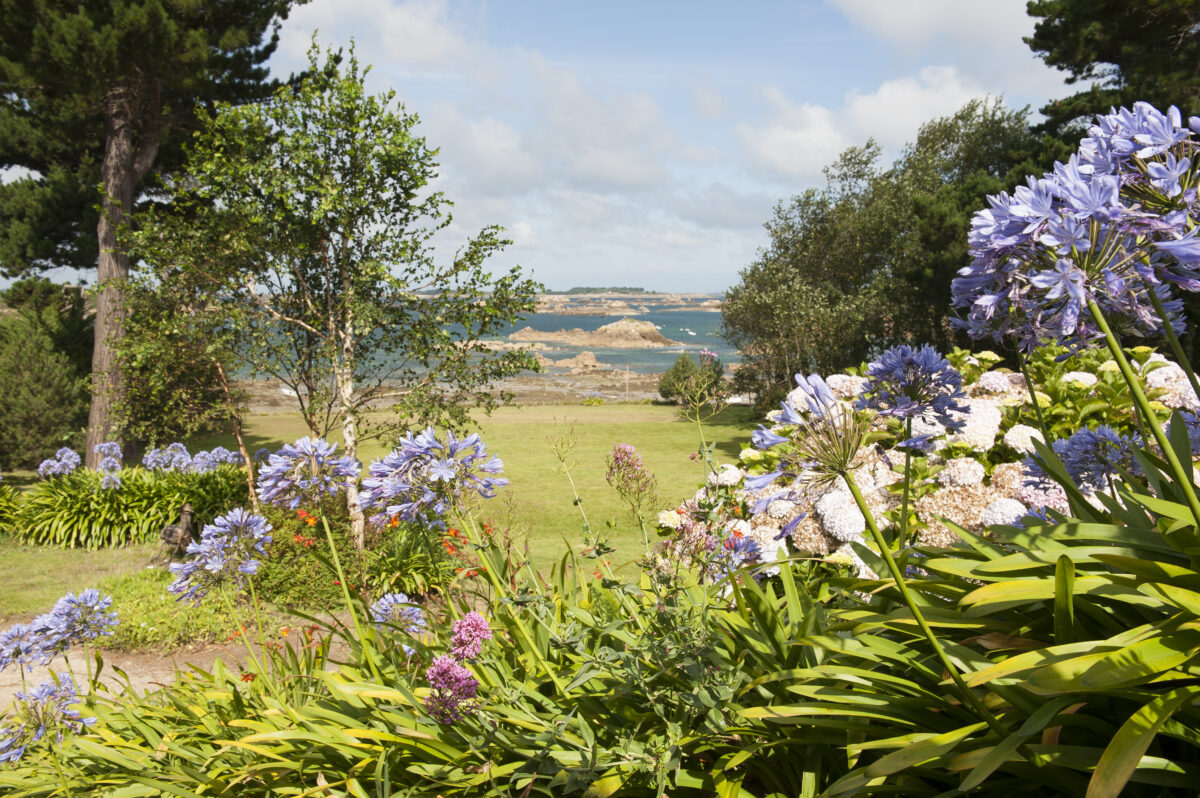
[[1016, 350, 1050, 444], [1087, 299, 1200, 529], [899, 417, 913, 555], [844, 472, 1013, 742], [1146, 288, 1200, 405], [319, 515, 377, 677]]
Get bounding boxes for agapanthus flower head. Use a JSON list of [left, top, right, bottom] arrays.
[[144, 443, 193, 472], [370, 592, 425, 654], [37, 448, 81, 479], [256, 437, 359, 509], [36, 589, 118, 656], [953, 102, 1199, 350], [424, 654, 480, 724], [712, 531, 760, 575], [93, 442, 121, 463], [0, 623, 45, 673], [449, 612, 492, 661], [167, 508, 273, 603], [1023, 425, 1143, 496], [359, 428, 507, 527], [856, 344, 968, 433], [0, 674, 94, 763]]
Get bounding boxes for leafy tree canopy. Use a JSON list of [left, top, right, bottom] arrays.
[[1026, 0, 1200, 137]]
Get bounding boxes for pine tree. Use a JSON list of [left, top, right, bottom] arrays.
[[0, 0, 303, 465]]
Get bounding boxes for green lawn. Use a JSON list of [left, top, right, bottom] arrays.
[[0, 403, 759, 618]]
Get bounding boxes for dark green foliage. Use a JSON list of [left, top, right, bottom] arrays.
[[2, 277, 93, 377], [0, 482, 18, 536], [1026, 0, 1200, 137], [723, 99, 1049, 405], [253, 502, 356, 610], [361, 522, 462, 598], [0, 0, 303, 277], [658, 353, 722, 403], [16, 465, 247, 548], [0, 315, 87, 469]]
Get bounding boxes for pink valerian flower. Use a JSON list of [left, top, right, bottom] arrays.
[[449, 612, 492, 661], [424, 654, 479, 724]]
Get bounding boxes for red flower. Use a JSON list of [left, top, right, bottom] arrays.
[[241, 672, 256, 683]]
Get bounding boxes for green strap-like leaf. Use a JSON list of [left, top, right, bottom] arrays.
[[1087, 686, 1200, 798]]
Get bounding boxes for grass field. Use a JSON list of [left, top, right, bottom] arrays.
[[1, 403, 759, 619]]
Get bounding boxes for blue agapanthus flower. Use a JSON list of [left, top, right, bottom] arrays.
[[256, 437, 360, 509], [359, 429, 507, 527], [0, 623, 45, 673], [856, 344, 968, 433], [953, 102, 1199, 351], [37, 447, 81, 479], [1023, 425, 1143, 495], [0, 674, 94, 763], [167, 509, 273, 603], [36, 589, 118, 658], [144, 443, 193, 472], [369, 592, 426, 655], [712, 533, 760, 576]]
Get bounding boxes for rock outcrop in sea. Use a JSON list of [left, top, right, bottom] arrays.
[[508, 318, 683, 348]]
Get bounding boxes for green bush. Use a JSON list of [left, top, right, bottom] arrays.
[[98, 569, 246, 652], [0, 482, 18, 536], [17, 465, 248, 548], [252, 503, 353, 610], [0, 315, 87, 469], [658, 352, 722, 403]]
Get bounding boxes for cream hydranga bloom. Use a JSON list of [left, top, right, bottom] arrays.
[[708, 464, 744, 487], [1061, 371, 1098, 388], [1145, 362, 1200, 410], [815, 490, 865, 542], [657, 510, 682, 530], [937, 457, 986, 487], [1099, 360, 1120, 374], [1003, 423, 1043, 454], [975, 371, 1012, 393], [982, 497, 1027, 527], [825, 374, 867, 400], [946, 400, 1003, 451]]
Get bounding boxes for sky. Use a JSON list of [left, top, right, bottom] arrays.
[[263, 0, 1071, 293]]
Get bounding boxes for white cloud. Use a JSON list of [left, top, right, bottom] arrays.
[[737, 88, 849, 181], [843, 66, 983, 149], [691, 84, 726, 119]]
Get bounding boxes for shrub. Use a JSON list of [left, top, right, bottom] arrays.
[[98, 569, 245, 652], [658, 352, 722, 403], [0, 316, 87, 469], [0, 482, 18, 536], [17, 465, 247, 548], [252, 504, 352, 610]]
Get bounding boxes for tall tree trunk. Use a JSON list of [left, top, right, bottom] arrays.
[[215, 359, 258, 513], [337, 355, 367, 550], [86, 91, 136, 467], [86, 80, 160, 467]]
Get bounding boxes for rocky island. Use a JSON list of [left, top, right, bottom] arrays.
[[508, 318, 684, 348]]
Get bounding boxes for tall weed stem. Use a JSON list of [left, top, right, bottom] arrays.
[[1016, 350, 1050, 444]]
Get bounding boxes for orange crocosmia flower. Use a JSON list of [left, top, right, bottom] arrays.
[[305, 516, 317, 527], [388, 515, 401, 528], [241, 672, 256, 682]]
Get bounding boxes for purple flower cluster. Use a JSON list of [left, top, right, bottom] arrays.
[[856, 345, 968, 444], [448, 611, 492, 661], [1023, 425, 1143, 495], [167, 509, 273, 603], [36, 448, 81, 479], [370, 592, 426, 655], [94, 442, 123, 490], [143, 442, 194, 472], [713, 532, 760, 574], [359, 429, 507, 527], [0, 590, 118, 673], [0, 674, 94, 763], [953, 102, 1200, 350], [256, 437, 359, 509], [424, 610, 491, 724]]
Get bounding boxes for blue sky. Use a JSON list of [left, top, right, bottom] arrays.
[[268, 0, 1073, 292]]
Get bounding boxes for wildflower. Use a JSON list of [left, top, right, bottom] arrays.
[[605, 443, 660, 509], [0, 674, 93, 763], [449, 612, 491, 661], [37, 447, 81, 479], [424, 654, 480, 724], [240, 672, 256, 683], [167, 509, 273, 603], [257, 437, 360, 509], [857, 345, 969, 432], [360, 429, 506, 527]]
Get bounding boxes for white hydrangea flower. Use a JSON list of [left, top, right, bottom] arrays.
[[725, 519, 752, 538], [946, 399, 1003, 451], [709, 464, 745, 487], [657, 509, 682, 529], [982, 498, 1026, 527], [975, 371, 1011, 393], [1145, 362, 1200, 410], [937, 457, 985, 487], [1061, 371, 1098, 388], [767, 498, 797, 519], [1098, 360, 1119, 374], [1002, 424, 1043, 454], [826, 374, 867, 400], [815, 490, 865, 542]]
